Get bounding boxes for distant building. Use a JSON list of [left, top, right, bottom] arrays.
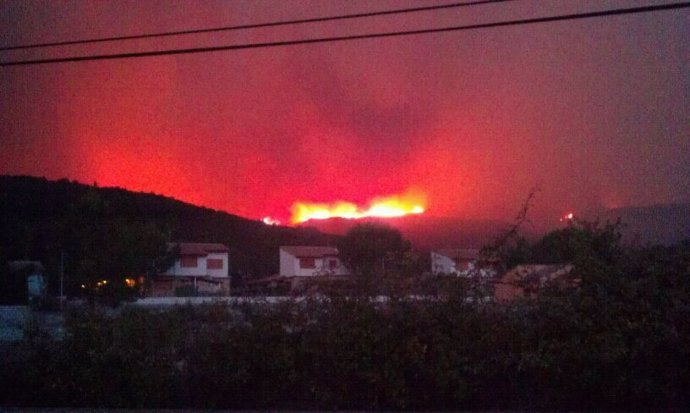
[[152, 243, 230, 296], [493, 264, 576, 302], [431, 249, 496, 277], [5, 261, 46, 304], [279, 246, 350, 277]]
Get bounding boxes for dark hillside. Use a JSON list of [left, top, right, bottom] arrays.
[[301, 215, 516, 250], [598, 203, 690, 245], [0, 175, 338, 291]]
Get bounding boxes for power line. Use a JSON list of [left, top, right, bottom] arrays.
[[0, 0, 511, 51], [1, 2, 689, 67]]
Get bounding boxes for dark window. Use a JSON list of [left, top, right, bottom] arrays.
[[180, 256, 198, 268], [329, 259, 337, 269], [299, 257, 316, 269], [207, 258, 223, 269], [456, 260, 471, 271]]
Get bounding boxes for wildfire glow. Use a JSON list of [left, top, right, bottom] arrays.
[[560, 212, 575, 222], [262, 216, 281, 225], [291, 191, 426, 224]]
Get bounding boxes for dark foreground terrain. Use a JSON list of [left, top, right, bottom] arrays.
[[2, 256, 689, 412]]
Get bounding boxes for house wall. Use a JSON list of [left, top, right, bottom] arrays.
[[279, 249, 294, 276], [155, 247, 230, 297], [163, 255, 206, 276], [162, 252, 229, 277], [431, 252, 458, 275], [279, 250, 320, 277], [279, 250, 350, 277], [320, 257, 350, 276], [431, 252, 489, 277], [296, 257, 321, 277], [281, 252, 322, 277]]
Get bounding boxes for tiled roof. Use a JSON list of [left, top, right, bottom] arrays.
[[434, 249, 480, 260], [168, 242, 229, 256], [280, 246, 339, 258]]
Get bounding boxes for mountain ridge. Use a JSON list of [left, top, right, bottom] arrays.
[[0, 175, 339, 282]]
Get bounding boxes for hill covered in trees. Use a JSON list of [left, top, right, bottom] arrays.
[[301, 215, 514, 250], [598, 202, 690, 245], [0, 175, 338, 296]]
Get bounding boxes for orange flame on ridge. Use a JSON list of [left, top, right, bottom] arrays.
[[291, 190, 426, 224]]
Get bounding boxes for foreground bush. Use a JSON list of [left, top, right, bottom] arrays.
[[1, 243, 688, 410]]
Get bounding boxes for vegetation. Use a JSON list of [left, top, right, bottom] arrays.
[[338, 222, 424, 293], [2, 176, 689, 409], [0, 175, 339, 301], [1, 225, 688, 410], [498, 219, 624, 268], [338, 222, 410, 274]]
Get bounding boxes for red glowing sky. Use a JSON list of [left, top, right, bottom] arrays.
[[1, 1, 689, 227]]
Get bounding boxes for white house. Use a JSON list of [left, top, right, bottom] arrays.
[[494, 264, 575, 302], [431, 249, 495, 277], [279, 246, 350, 277], [153, 242, 230, 296]]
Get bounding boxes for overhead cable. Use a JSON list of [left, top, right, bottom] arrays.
[[1, 2, 689, 67], [0, 0, 511, 51]]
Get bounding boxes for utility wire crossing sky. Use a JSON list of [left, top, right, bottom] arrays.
[[1, 2, 689, 66], [1, 0, 688, 227], [0, 0, 513, 51]]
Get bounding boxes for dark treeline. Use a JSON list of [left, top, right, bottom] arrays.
[[0, 175, 339, 297], [2, 237, 689, 410]]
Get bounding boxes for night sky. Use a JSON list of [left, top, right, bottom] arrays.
[[1, 0, 688, 227]]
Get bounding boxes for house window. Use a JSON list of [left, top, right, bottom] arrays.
[[299, 257, 316, 269], [180, 256, 198, 268], [329, 259, 337, 269], [207, 258, 223, 269], [456, 260, 471, 271]]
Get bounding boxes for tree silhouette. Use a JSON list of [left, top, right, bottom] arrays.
[[338, 222, 411, 284]]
